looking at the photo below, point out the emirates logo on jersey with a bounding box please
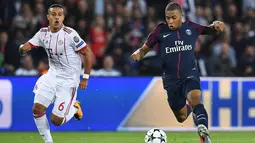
[58,40,63,45]
[165,40,192,53]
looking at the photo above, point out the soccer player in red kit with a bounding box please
[19,4,94,143]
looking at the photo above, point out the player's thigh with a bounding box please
[52,87,78,118]
[165,88,187,122]
[33,74,56,110]
[163,78,187,117]
[165,87,186,112]
[184,78,201,107]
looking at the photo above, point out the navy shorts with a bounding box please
[162,76,201,111]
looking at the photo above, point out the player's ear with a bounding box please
[47,14,50,21]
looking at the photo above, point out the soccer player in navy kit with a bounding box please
[131,2,225,143]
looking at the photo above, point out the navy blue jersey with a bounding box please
[145,21,208,80]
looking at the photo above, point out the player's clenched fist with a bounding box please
[131,49,141,61]
[79,78,88,90]
[213,21,225,32]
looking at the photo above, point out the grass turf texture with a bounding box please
[0,131,254,143]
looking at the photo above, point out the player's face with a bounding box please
[165,10,182,30]
[47,8,65,30]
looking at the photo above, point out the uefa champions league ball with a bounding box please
[144,128,167,143]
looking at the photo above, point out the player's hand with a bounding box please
[214,21,225,32]
[130,50,141,61]
[79,78,88,90]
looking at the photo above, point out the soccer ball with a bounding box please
[144,128,167,143]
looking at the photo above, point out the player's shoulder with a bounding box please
[63,26,77,34]
[183,20,203,28]
[63,26,84,44]
[150,22,167,34]
[182,21,202,31]
[156,22,167,29]
[39,27,49,33]
[182,20,194,26]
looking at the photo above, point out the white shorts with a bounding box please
[33,74,78,118]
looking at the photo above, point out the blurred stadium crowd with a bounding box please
[0,0,254,76]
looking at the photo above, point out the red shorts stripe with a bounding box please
[64,87,76,116]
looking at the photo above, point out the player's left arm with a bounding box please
[201,21,225,35]
[78,46,93,79]
[71,30,94,90]
[190,20,225,35]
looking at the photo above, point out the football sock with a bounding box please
[193,104,208,128]
[61,106,78,125]
[33,112,53,143]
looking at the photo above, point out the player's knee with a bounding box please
[32,103,46,115]
[176,115,186,123]
[50,114,64,126]
[187,89,201,109]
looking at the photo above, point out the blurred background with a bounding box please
[0,0,255,143]
[0,0,254,77]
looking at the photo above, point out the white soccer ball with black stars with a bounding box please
[144,128,167,143]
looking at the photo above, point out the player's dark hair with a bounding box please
[165,2,182,13]
[48,4,64,14]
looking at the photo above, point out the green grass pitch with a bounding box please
[0,131,254,143]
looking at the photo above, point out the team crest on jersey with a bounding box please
[58,40,63,45]
[73,36,80,43]
[186,29,192,35]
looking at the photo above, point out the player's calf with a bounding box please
[50,114,65,126]
[175,114,186,123]
[187,89,209,128]
[172,104,192,123]
[33,103,53,143]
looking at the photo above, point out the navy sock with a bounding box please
[193,104,208,128]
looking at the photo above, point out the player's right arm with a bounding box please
[130,23,163,61]
[19,43,32,56]
[130,44,150,61]
[19,29,43,56]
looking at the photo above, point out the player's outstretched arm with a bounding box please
[130,23,162,61]
[19,43,32,56]
[78,46,94,90]
[130,44,150,61]
[202,21,225,35]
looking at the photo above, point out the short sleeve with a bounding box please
[145,23,163,48]
[187,21,206,35]
[28,30,43,48]
[70,30,87,52]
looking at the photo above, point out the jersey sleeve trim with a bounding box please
[27,42,38,48]
[76,45,88,53]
